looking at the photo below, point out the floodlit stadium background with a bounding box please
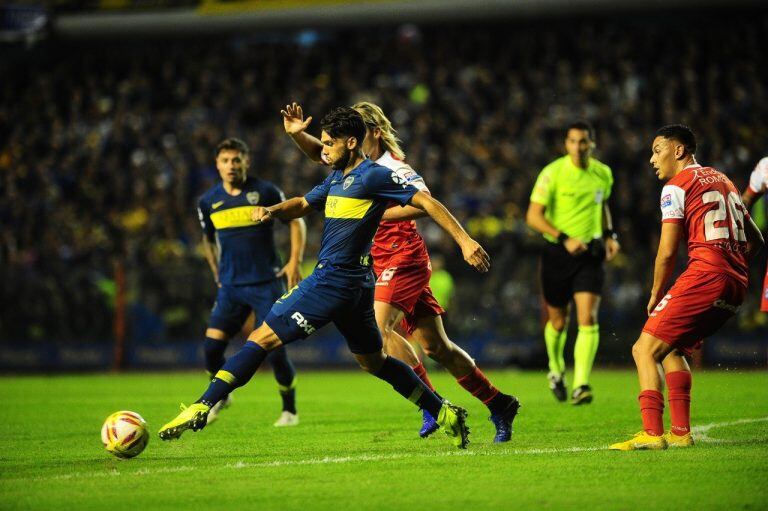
[1,0,766,371]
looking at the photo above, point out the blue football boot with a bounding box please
[489,395,520,443]
[419,408,439,438]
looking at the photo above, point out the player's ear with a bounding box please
[373,127,382,140]
[674,143,685,160]
[346,136,358,150]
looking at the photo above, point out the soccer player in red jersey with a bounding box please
[610,125,764,451]
[282,102,520,442]
[741,156,768,312]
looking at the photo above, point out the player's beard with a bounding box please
[331,147,352,170]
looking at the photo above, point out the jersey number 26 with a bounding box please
[703,191,746,242]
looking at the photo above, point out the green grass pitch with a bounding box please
[1,369,766,510]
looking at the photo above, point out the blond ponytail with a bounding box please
[352,101,406,160]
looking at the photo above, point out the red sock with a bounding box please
[411,362,435,392]
[456,367,500,404]
[666,371,692,436]
[638,390,664,436]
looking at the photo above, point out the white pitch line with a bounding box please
[690,416,768,444]
[17,416,768,483]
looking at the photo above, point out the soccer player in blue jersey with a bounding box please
[159,107,490,449]
[197,138,306,427]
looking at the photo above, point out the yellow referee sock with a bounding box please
[573,324,599,388]
[544,321,567,376]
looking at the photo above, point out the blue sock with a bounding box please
[374,356,443,417]
[269,346,297,414]
[203,337,228,377]
[198,342,268,406]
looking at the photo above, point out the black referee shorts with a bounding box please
[539,240,605,308]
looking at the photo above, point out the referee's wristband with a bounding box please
[557,232,569,244]
[604,229,619,241]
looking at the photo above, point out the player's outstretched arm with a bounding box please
[251,197,313,224]
[281,102,324,163]
[745,215,765,260]
[647,222,682,315]
[409,191,490,273]
[382,204,428,221]
[741,188,762,211]
[277,218,307,289]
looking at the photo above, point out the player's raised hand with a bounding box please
[460,237,490,273]
[277,259,303,289]
[251,206,273,224]
[564,237,588,256]
[281,102,312,135]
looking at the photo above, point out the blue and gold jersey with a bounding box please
[198,177,286,286]
[304,159,419,286]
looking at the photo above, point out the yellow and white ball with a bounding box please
[101,411,149,459]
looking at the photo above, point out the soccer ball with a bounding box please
[101,411,149,459]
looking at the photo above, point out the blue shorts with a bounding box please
[265,272,382,355]
[209,279,285,337]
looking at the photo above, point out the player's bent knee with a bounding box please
[205,328,228,341]
[422,339,449,360]
[577,317,597,327]
[354,352,386,373]
[546,309,568,331]
[549,318,566,331]
[633,333,671,363]
[247,324,284,352]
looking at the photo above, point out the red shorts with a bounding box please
[374,260,445,335]
[761,265,768,312]
[643,269,746,356]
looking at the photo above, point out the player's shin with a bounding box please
[271,346,298,413]
[573,325,599,387]
[544,322,567,375]
[412,361,436,392]
[198,342,269,407]
[456,366,500,408]
[666,371,692,436]
[373,355,443,417]
[639,390,665,436]
[203,336,228,377]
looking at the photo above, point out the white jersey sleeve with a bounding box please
[376,151,429,193]
[660,184,686,223]
[748,157,768,194]
[391,164,429,193]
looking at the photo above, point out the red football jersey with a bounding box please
[371,151,430,269]
[660,164,750,286]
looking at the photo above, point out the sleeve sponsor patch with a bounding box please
[392,165,427,191]
[660,185,685,221]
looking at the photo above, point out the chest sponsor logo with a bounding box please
[210,206,258,229]
[324,196,372,219]
[343,176,355,190]
[212,201,225,209]
[246,192,260,205]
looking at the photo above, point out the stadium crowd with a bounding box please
[1,13,766,353]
